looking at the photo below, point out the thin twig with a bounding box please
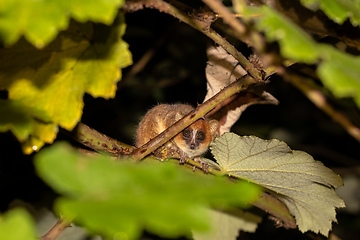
[66,0,296,231]
[68,122,297,229]
[68,75,259,162]
[254,192,296,229]
[40,218,72,240]
[202,0,268,63]
[67,123,136,156]
[285,72,360,143]
[123,0,264,82]
[131,75,258,161]
[202,0,246,36]
[205,0,360,143]
[122,35,167,83]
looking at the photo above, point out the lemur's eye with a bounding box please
[182,129,191,139]
[197,131,205,140]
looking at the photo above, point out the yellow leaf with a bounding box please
[0,14,132,153]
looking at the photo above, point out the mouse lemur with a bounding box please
[135,103,218,162]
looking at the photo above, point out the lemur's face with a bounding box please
[173,119,217,159]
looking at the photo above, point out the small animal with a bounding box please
[135,103,218,162]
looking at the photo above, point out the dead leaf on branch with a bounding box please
[204,45,278,135]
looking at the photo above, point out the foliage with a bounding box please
[35,142,260,239]
[301,0,360,26]
[317,45,360,107]
[192,209,262,240]
[246,5,360,109]
[0,99,38,142]
[0,208,38,240]
[210,133,345,236]
[0,13,132,154]
[248,6,319,63]
[0,0,125,47]
[0,0,358,239]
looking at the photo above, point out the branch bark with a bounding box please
[284,72,360,142]
[131,74,259,160]
[68,122,135,157]
[40,218,72,240]
[68,121,297,230]
[123,0,264,82]
[253,0,360,50]
[254,192,296,229]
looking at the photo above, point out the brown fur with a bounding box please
[136,103,218,160]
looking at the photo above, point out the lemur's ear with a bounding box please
[208,119,218,137]
[175,112,183,122]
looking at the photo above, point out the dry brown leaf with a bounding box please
[204,45,278,134]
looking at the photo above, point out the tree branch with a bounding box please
[123,0,264,81]
[206,0,360,143]
[131,74,259,160]
[201,0,246,39]
[67,122,136,157]
[284,72,360,142]
[254,192,296,229]
[68,0,298,233]
[68,121,297,230]
[40,218,72,240]
[253,0,360,50]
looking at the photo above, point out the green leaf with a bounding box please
[0,14,132,153]
[247,6,318,63]
[0,99,35,141]
[317,45,360,108]
[35,142,261,240]
[0,208,37,240]
[210,133,345,236]
[244,5,360,109]
[301,0,360,26]
[0,0,125,48]
[0,99,58,153]
[192,209,262,240]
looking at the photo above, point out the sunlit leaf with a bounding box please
[301,0,360,26]
[0,14,132,153]
[0,208,37,240]
[244,5,360,110]
[35,142,261,240]
[0,99,35,141]
[318,45,360,108]
[210,133,345,236]
[0,0,125,47]
[247,6,318,63]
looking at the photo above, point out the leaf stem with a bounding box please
[40,218,72,240]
